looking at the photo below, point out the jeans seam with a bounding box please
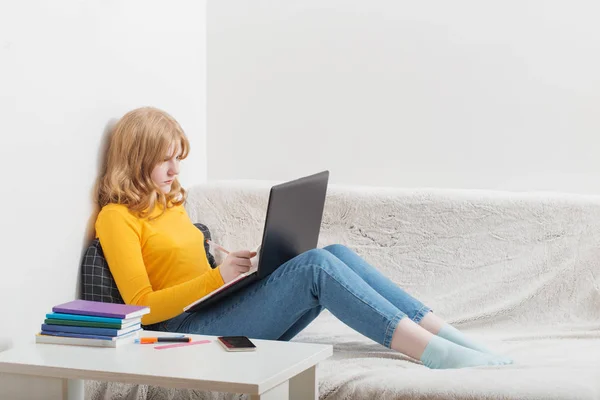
[412,305,431,324]
[384,311,405,348]
[317,264,394,319]
[314,263,407,346]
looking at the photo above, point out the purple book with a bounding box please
[52,300,150,319]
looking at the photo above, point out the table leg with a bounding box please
[289,366,317,400]
[250,380,289,400]
[67,378,84,400]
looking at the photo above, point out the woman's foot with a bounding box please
[391,316,513,369]
[420,335,513,369]
[419,312,512,363]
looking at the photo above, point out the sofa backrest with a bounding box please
[185,181,600,331]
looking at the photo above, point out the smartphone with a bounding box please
[217,336,257,352]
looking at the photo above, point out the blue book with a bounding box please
[46,313,140,325]
[39,330,136,341]
[41,323,141,337]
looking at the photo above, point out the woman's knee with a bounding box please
[301,248,337,264]
[323,243,351,257]
[299,248,349,275]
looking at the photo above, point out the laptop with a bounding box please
[184,170,330,313]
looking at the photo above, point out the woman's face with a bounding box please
[151,143,181,194]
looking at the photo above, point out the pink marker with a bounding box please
[154,340,212,350]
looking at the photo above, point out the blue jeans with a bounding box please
[154,244,431,348]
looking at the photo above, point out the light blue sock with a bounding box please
[420,335,513,369]
[437,324,495,354]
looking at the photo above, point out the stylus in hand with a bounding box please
[206,239,230,254]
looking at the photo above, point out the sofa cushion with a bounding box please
[81,222,216,304]
[196,222,217,269]
[81,239,124,304]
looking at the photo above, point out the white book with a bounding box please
[35,330,140,348]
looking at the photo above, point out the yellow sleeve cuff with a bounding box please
[209,265,225,288]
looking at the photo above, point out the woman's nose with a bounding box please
[169,162,179,176]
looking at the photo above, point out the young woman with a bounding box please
[96,107,512,369]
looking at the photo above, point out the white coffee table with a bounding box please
[0,331,333,400]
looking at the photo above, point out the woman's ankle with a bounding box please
[418,311,445,335]
[390,317,434,360]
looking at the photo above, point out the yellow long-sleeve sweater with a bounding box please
[95,203,224,325]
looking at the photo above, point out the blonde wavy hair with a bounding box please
[98,107,189,218]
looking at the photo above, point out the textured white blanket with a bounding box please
[88,181,600,400]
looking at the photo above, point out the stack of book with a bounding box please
[36,299,150,347]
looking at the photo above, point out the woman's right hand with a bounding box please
[218,250,257,283]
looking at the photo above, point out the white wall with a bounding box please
[207,1,600,194]
[0,0,206,346]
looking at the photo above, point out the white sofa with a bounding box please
[58,181,600,399]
